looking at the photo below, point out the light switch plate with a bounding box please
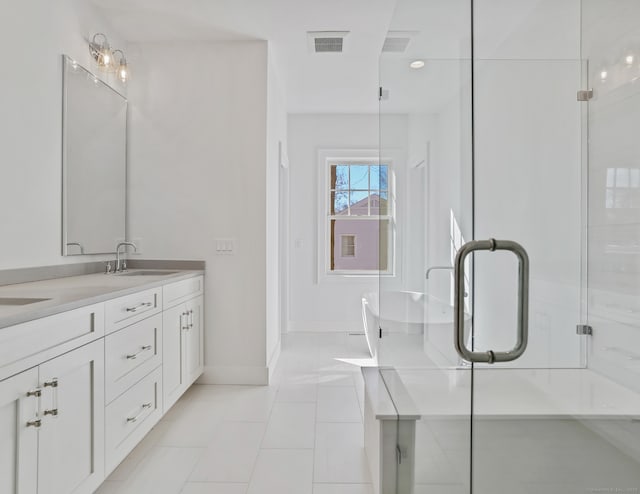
[215,238,235,255]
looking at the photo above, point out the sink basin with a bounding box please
[0,297,51,306]
[117,270,179,277]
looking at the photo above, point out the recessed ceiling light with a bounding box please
[409,60,425,69]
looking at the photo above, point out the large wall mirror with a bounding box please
[62,54,127,255]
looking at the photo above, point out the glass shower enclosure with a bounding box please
[376,1,640,493]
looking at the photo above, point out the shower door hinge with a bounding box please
[379,87,389,101]
[576,324,593,335]
[379,327,382,338]
[577,89,593,101]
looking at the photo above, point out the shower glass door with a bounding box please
[378,0,640,493]
[378,0,474,492]
[471,0,640,491]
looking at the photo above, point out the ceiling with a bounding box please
[91,0,398,114]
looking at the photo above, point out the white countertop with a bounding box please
[392,367,640,419]
[0,269,203,329]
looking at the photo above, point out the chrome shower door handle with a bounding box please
[454,238,530,364]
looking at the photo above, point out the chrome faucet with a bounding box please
[115,242,137,273]
[426,266,453,279]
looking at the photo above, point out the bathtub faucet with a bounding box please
[426,266,453,279]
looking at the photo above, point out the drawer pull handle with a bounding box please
[126,345,153,360]
[126,302,153,313]
[26,419,42,428]
[127,403,152,423]
[43,378,59,419]
[181,312,189,331]
[26,389,42,398]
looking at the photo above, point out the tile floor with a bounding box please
[96,332,375,494]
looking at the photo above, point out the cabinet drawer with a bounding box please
[163,275,204,309]
[105,313,162,404]
[0,304,104,381]
[105,287,162,334]
[105,366,162,475]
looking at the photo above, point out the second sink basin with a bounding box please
[117,270,179,277]
[0,297,51,306]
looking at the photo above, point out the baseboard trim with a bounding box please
[267,340,282,383]
[198,365,268,385]
[287,320,362,332]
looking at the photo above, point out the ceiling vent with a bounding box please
[307,31,350,53]
[382,37,410,53]
[382,31,418,53]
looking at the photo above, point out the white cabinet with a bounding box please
[37,340,105,494]
[105,313,162,404]
[0,367,39,494]
[105,366,162,475]
[163,295,204,412]
[0,272,204,494]
[184,296,204,387]
[104,287,162,335]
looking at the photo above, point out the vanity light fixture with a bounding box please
[89,33,113,68]
[113,49,130,83]
[409,60,425,69]
[89,33,130,83]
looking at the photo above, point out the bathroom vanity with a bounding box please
[0,269,204,494]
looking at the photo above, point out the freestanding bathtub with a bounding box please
[362,290,466,366]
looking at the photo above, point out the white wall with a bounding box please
[287,114,407,331]
[127,40,276,384]
[266,46,287,375]
[0,0,127,270]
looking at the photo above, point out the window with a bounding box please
[322,158,394,275]
[341,235,356,257]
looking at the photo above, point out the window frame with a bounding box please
[317,149,396,280]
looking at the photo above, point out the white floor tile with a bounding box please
[189,422,266,482]
[117,447,203,494]
[262,402,316,448]
[313,484,373,494]
[221,386,277,422]
[317,386,362,422]
[314,423,370,484]
[107,420,173,481]
[157,404,225,447]
[94,481,123,493]
[180,482,248,494]
[247,449,313,494]
[276,384,318,402]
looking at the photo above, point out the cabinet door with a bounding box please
[162,303,188,412]
[184,295,204,386]
[37,340,105,494]
[0,367,39,494]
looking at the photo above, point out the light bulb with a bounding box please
[600,70,608,82]
[626,54,634,66]
[118,62,129,83]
